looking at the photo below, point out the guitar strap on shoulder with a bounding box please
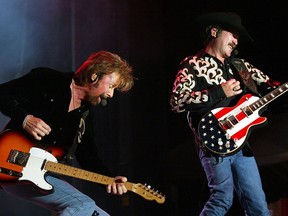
[231,58,261,96]
[63,110,90,163]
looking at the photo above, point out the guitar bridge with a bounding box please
[0,167,22,177]
[7,149,30,166]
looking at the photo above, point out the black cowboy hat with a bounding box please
[194,12,253,42]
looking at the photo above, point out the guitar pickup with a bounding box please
[7,149,30,166]
[219,115,239,130]
[241,106,253,117]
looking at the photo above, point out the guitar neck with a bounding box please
[44,161,134,191]
[249,82,288,111]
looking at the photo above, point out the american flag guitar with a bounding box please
[198,82,288,156]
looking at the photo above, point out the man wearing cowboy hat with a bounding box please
[170,11,281,215]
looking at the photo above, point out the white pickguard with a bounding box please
[19,147,58,190]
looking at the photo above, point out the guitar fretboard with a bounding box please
[249,82,288,112]
[44,160,166,204]
[44,161,133,191]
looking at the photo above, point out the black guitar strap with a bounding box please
[231,58,261,96]
[63,110,90,163]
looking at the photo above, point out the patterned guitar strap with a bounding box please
[231,58,261,96]
[62,110,90,163]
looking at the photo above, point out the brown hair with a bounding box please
[74,51,134,92]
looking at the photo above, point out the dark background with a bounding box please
[0,0,287,215]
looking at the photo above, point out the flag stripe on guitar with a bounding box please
[198,82,288,156]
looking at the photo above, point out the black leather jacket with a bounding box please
[0,67,111,175]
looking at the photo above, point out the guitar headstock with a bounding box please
[131,183,165,204]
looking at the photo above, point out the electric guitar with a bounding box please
[0,130,165,204]
[198,82,288,156]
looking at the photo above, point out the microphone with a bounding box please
[101,98,107,106]
[232,49,238,57]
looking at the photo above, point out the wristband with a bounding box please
[22,115,33,129]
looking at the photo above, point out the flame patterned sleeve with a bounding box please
[243,59,282,90]
[170,52,278,114]
[170,55,228,113]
